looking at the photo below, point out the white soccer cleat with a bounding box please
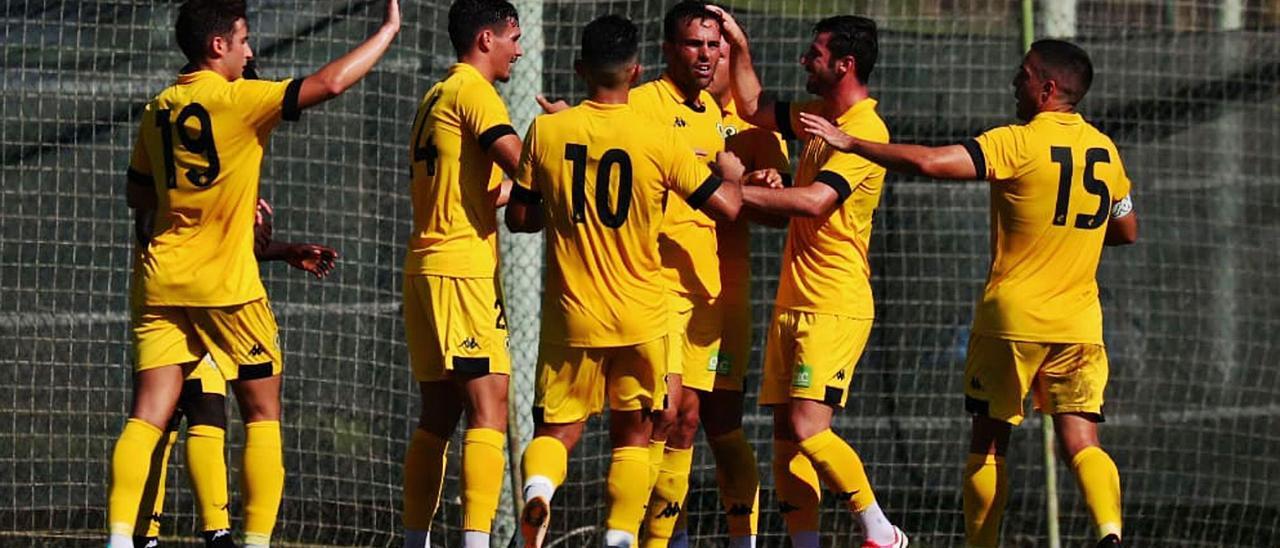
[860,525,908,548]
[521,496,551,548]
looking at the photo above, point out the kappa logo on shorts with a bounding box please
[792,363,813,388]
[655,501,681,519]
[970,376,983,391]
[248,344,266,357]
[460,337,481,351]
[835,369,846,381]
[674,116,687,128]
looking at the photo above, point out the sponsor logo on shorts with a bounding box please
[460,337,480,351]
[248,344,266,357]
[793,363,812,388]
[970,376,983,391]
[655,501,681,519]
[714,351,731,376]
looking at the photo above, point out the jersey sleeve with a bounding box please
[229,77,303,131]
[965,125,1028,182]
[457,80,518,150]
[813,149,879,205]
[511,119,541,205]
[663,131,720,210]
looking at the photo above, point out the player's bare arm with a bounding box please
[1105,199,1138,246]
[697,151,745,222]
[488,138,522,207]
[253,199,339,279]
[739,169,789,228]
[742,182,840,219]
[295,0,401,110]
[706,5,778,131]
[504,193,543,233]
[800,112,979,180]
[126,178,157,246]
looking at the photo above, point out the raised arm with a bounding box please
[707,6,779,132]
[295,0,401,110]
[799,112,977,180]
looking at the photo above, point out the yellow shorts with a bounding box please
[534,336,668,424]
[963,334,1109,425]
[403,275,511,382]
[714,283,752,392]
[760,309,871,407]
[184,354,227,397]
[667,292,723,392]
[132,298,282,381]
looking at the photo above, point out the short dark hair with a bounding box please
[175,0,247,64]
[663,1,721,43]
[448,0,520,57]
[1030,39,1094,104]
[813,15,878,84]
[582,15,639,70]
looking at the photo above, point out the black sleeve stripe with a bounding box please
[775,101,796,141]
[779,172,793,188]
[126,167,153,186]
[962,138,986,181]
[814,170,853,204]
[282,77,304,122]
[478,124,518,150]
[685,174,724,210]
[510,183,542,205]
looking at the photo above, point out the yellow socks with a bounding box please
[108,418,164,537]
[1071,446,1122,540]
[521,435,569,494]
[142,429,179,538]
[462,428,507,533]
[242,420,284,547]
[708,429,759,538]
[187,425,231,532]
[403,428,449,532]
[606,446,653,538]
[797,429,877,512]
[962,453,1008,548]
[643,446,693,547]
[647,439,667,488]
[772,439,821,535]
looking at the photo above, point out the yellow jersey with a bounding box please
[629,75,725,298]
[718,98,789,291]
[964,111,1133,344]
[774,98,889,318]
[514,101,722,347]
[127,69,301,307]
[405,63,516,278]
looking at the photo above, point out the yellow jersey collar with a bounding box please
[449,62,487,81]
[581,100,630,112]
[175,68,224,86]
[835,97,878,125]
[1031,111,1084,125]
[659,73,708,113]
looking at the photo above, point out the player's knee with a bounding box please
[969,415,1012,455]
[465,399,508,432]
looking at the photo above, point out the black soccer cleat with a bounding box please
[133,536,160,548]
[202,528,237,548]
[1096,533,1121,547]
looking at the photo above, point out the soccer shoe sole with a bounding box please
[861,526,908,548]
[521,496,550,548]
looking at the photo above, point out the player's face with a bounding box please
[706,40,732,98]
[664,17,722,93]
[1013,53,1042,122]
[800,32,838,95]
[490,20,523,83]
[223,18,253,80]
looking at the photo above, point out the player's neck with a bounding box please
[459,54,499,83]
[664,70,704,107]
[196,60,235,81]
[823,81,869,118]
[1039,102,1076,115]
[587,85,630,105]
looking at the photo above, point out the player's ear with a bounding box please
[836,55,855,79]
[573,60,586,81]
[477,28,494,53]
[208,34,227,60]
[629,63,643,85]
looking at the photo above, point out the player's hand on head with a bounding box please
[745,168,783,189]
[798,112,856,152]
[287,244,339,279]
[705,6,746,48]
[535,95,569,114]
[714,150,746,182]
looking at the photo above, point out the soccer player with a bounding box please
[113,0,400,546]
[712,6,909,547]
[399,1,524,547]
[131,200,337,548]
[799,39,1137,548]
[506,14,744,548]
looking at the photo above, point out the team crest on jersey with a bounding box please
[718,122,739,138]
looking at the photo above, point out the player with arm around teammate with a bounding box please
[800,39,1137,548]
[113,1,399,546]
[506,14,745,548]
[712,6,908,547]
[399,1,526,547]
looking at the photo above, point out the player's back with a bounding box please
[967,111,1133,343]
[520,101,714,347]
[132,69,300,307]
[405,63,511,278]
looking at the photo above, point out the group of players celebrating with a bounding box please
[107,0,1139,547]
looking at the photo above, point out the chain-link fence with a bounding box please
[2,1,1278,546]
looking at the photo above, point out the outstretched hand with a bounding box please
[798,112,856,152]
[286,244,339,279]
[535,95,570,114]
